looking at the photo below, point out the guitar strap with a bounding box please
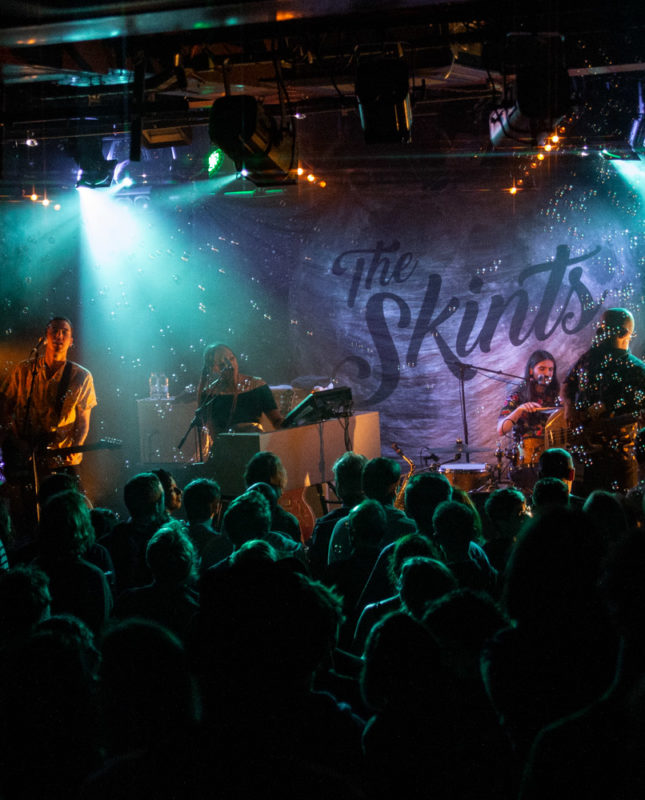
[54,361,73,423]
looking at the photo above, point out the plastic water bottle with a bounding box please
[149,372,159,398]
[159,373,170,399]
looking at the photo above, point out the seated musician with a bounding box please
[196,343,283,440]
[496,350,561,456]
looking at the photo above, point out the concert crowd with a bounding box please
[0,443,644,799]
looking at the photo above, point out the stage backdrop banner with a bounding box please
[280,156,644,463]
[0,152,643,499]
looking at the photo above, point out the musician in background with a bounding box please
[497,349,561,444]
[196,343,282,440]
[563,308,645,493]
[0,316,96,477]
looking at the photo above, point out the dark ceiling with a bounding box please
[1,0,644,186]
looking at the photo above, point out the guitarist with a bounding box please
[563,308,645,494]
[0,316,97,500]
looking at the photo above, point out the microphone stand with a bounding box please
[176,369,233,458]
[445,360,524,464]
[22,339,44,443]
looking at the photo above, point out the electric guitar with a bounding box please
[545,406,641,458]
[0,436,123,531]
[1,435,122,483]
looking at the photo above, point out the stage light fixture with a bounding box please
[489,33,570,150]
[207,148,225,175]
[355,43,412,144]
[208,95,297,186]
[69,137,117,189]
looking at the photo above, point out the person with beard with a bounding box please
[497,349,560,441]
[0,316,96,477]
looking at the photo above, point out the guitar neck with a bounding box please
[44,438,122,457]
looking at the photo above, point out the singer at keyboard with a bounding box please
[196,343,283,440]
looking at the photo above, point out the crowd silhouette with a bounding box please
[0,445,643,798]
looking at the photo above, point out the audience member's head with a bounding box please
[333,451,367,506]
[432,500,477,561]
[246,481,278,511]
[123,472,166,523]
[90,507,119,539]
[38,489,95,561]
[403,471,452,534]
[503,506,604,630]
[229,539,278,566]
[532,477,570,511]
[38,471,83,507]
[423,588,507,681]
[483,486,527,542]
[583,489,629,549]
[361,611,443,711]
[387,532,441,586]
[398,556,458,619]
[152,468,182,515]
[146,525,197,586]
[222,491,272,549]
[182,478,222,524]
[244,451,287,495]
[0,565,51,645]
[36,613,100,678]
[99,618,199,757]
[362,457,401,505]
[197,563,344,699]
[537,447,576,489]
[347,499,387,553]
[451,487,484,541]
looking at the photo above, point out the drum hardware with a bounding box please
[445,360,524,469]
[429,446,491,456]
[487,443,505,488]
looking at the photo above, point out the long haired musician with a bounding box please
[496,349,560,445]
[196,343,283,443]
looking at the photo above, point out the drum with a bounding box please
[520,435,543,466]
[440,462,489,492]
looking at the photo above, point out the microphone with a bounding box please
[30,336,45,358]
[536,374,552,386]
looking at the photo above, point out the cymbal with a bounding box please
[429,446,491,455]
